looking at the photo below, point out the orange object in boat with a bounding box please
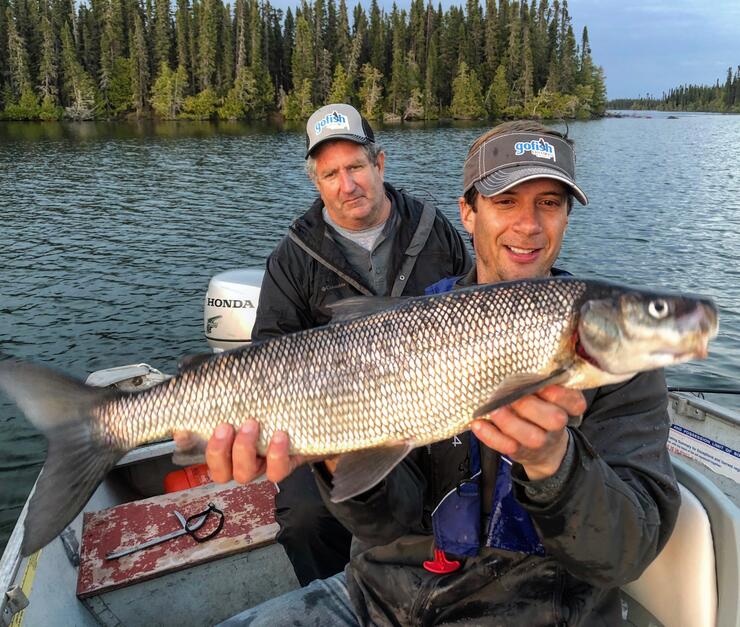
[164,464,212,493]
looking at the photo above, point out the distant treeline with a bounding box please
[0,0,606,122]
[608,66,740,114]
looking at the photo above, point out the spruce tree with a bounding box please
[387,7,407,115]
[282,7,294,90]
[60,22,97,118]
[5,5,34,99]
[485,62,508,118]
[423,29,439,119]
[521,24,534,110]
[327,61,351,103]
[153,0,172,71]
[315,46,331,104]
[590,64,606,115]
[450,60,485,118]
[129,8,149,115]
[291,14,313,92]
[219,2,234,91]
[408,0,425,79]
[367,0,384,73]
[197,0,218,89]
[358,62,383,119]
[219,64,257,118]
[334,0,350,68]
[175,0,192,88]
[151,60,187,116]
[505,1,521,86]
[38,12,61,114]
[483,0,497,82]
[465,0,482,74]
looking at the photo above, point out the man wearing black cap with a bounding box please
[203,103,472,588]
[214,121,679,626]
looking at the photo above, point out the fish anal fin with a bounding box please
[474,367,570,419]
[330,443,413,503]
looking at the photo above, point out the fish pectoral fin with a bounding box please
[327,296,401,323]
[329,443,414,503]
[473,367,570,419]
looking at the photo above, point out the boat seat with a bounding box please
[622,457,740,627]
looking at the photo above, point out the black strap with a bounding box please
[185,502,225,543]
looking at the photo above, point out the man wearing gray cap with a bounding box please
[214,120,679,626]
[203,103,472,588]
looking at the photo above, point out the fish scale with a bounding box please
[0,275,718,556]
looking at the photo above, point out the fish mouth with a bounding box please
[650,347,707,362]
[677,302,719,338]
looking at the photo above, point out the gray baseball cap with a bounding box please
[305,104,375,158]
[463,131,588,205]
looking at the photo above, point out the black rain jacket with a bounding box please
[252,183,472,340]
[314,368,681,626]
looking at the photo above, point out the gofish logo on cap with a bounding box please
[315,111,350,135]
[514,137,556,162]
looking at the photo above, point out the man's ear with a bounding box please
[459,196,475,235]
[375,151,385,177]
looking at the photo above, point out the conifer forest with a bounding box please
[0,0,608,121]
[608,67,740,114]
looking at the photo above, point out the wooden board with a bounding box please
[77,478,278,598]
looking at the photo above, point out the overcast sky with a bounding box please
[565,0,739,98]
[270,0,739,98]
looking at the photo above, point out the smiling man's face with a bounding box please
[459,178,570,284]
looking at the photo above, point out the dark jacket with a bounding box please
[313,296,681,625]
[252,183,472,340]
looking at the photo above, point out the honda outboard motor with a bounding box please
[204,268,264,351]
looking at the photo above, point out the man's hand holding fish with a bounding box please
[471,384,587,480]
[205,421,309,485]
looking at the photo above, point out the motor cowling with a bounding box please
[204,268,264,351]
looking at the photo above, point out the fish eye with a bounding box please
[648,299,670,319]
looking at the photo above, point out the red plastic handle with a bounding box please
[423,548,461,574]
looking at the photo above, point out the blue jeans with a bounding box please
[217,572,360,626]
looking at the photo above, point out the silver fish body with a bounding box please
[0,277,718,555]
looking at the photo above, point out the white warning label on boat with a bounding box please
[668,424,740,484]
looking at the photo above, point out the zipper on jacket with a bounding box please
[408,568,446,625]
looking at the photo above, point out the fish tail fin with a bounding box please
[0,358,126,556]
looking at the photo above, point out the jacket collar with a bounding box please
[456,266,571,288]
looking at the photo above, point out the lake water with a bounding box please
[1,112,739,553]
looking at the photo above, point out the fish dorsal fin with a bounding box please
[328,296,400,323]
[473,368,570,419]
[177,352,214,372]
[330,443,413,503]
